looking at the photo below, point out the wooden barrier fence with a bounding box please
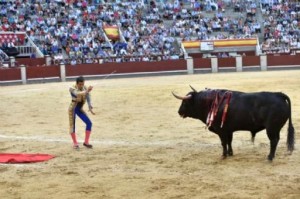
[1,54,300,84]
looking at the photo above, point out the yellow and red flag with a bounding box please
[103,25,119,40]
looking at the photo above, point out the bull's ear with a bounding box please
[189,85,197,92]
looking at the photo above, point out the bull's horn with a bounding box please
[172,91,192,100]
[189,85,197,92]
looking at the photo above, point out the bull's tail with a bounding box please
[282,93,295,153]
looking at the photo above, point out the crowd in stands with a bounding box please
[117,1,180,60]
[165,1,260,41]
[261,0,300,54]
[0,0,300,64]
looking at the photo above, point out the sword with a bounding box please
[92,70,117,86]
[102,70,117,80]
[88,70,116,115]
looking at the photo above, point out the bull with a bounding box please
[173,86,295,161]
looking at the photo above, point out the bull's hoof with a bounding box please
[267,155,274,162]
[228,151,233,156]
[221,155,227,160]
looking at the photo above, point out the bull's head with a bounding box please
[172,85,198,118]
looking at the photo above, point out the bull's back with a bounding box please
[224,92,289,132]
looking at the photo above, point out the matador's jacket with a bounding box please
[68,85,92,133]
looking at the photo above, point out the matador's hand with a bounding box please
[89,106,95,115]
[87,86,93,92]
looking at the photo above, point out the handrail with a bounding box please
[25,33,44,58]
[0,48,9,60]
[117,23,127,43]
[180,40,188,59]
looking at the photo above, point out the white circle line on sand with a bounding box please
[0,134,216,147]
[0,88,46,94]
[0,163,42,168]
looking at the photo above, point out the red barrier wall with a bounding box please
[2,56,300,83]
[267,54,300,66]
[189,54,204,58]
[218,57,236,68]
[26,66,60,79]
[242,56,260,66]
[66,60,187,76]
[0,68,21,81]
[17,58,45,67]
[193,58,211,69]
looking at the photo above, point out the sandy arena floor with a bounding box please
[0,70,300,199]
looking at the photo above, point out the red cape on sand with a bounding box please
[0,153,55,163]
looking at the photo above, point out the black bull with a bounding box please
[173,87,295,161]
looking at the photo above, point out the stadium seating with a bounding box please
[0,0,299,65]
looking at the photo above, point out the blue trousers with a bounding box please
[69,103,92,133]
